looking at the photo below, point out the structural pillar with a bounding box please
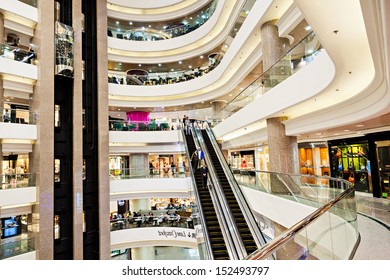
[72,0,83,260]
[30,0,55,260]
[261,20,291,87]
[130,153,149,177]
[130,199,151,213]
[266,117,299,192]
[0,12,4,44]
[210,100,227,124]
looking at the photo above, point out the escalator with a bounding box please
[185,133,230,260]
[201,130,258,255]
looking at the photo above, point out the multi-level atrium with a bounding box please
[0,0,389,262]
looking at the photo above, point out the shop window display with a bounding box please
[330,144,370,193]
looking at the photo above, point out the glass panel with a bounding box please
[1,173,36,190]
[0,43,36,64]
[0,237,35,260]
[1,107,37,124]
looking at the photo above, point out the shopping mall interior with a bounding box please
[0,0,389,260]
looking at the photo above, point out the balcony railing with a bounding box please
[0,43,36,65]
[213,31,322,124]
[232,171,359,260]
[109,120,174,131]
[0,237,35,260]
[108,0,217,41]
[109,167,190,180]
[1,173,36,190]
[1,108,37,125]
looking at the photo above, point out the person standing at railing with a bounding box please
[149,160,154,176]
[4,109,10,122]
[171,162,176,176]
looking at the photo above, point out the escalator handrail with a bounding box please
[192,126,246,260]
[203,122,269,253]
[180,128,214,260]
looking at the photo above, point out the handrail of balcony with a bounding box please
[0,237,35,260]
[0,173,36,190]
[0,43,36,65]
[109,119,174,131]
[1,108,37,125]
[109,168,190,180]
[108,0,218,41]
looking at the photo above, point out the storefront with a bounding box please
[298,142,329,176]
[328,131,390,198]
[2,153,29,183]
[257,146,270,171]
[229,150,256,170]
[149,154,188,175]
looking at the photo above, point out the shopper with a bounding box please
[171,162,175,175]
[201,163,209,188]
[4,109,9,122]
[149,160,154,176]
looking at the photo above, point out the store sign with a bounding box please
[55,21,74,78]
[158,229,196,239]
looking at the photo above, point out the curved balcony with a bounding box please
[107,0,245,63]
[0,173,37,207]
[108,54,222,87]
[108,0,217,41]
[0,108,37,140]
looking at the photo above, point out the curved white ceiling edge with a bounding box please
[215,0,385,142]
[0,1,38,24]
[108,0,272,100]
[108,0,185,9]
[284,0,390,136]
[111,228,197,251]
[107,0,210,22]
[107,0,239,58]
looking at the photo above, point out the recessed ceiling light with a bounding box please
[316,133,322,136]
[188,65,192,69]
[129,22,133,25]
[201,101,204,103]
[189,17,193,20]
[119,63,122,65]
[334,133,340,136]
[240,87,244,90]
[118,108,121,111]
[138,64,142,67]
[116,21,119,25]
[344,129,350,132]
[133,107,136,109]
[356,124,364,127]
[158,63,162,66]
[305,26,312,31]
[200,55,204,59]
[178,61,182,64]
[171,69,175,71]
[229,94,232,96]
[148,25,151,28]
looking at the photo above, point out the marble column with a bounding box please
[30,0,55,260]
[0,78,3,171]
[130,199,151,212]
[211,100,227,124]
[72,0,83,260]
[96,0,110,260]
[261,21,291,88]
[130,153,149,177]
[266,117,299,193]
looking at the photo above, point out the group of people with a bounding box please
[182,115,209,135]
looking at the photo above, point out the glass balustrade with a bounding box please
[109,120,176,131]
[1,108,37,125]
[0,43,36,65]
[0,237,35,260]
[108,0,218,41]
[18,0,37,7]
[235,171,358,260]
[213,31,322,124]
[109,167,190,180]
[110,214,192,231]
[1,173,36,190]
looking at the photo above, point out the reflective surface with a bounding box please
[1,173,36,190]
[0,237,35,260]
[0,43,36,64]
[109,120,173,131]
[18,0,37,7]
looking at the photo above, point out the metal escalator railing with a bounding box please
[192,126,249,259]
[202,123,269,255]
[180,128,213,260]
[184,128,239,260]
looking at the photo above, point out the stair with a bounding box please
[185,134,230,260]
[201,130,258,255]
